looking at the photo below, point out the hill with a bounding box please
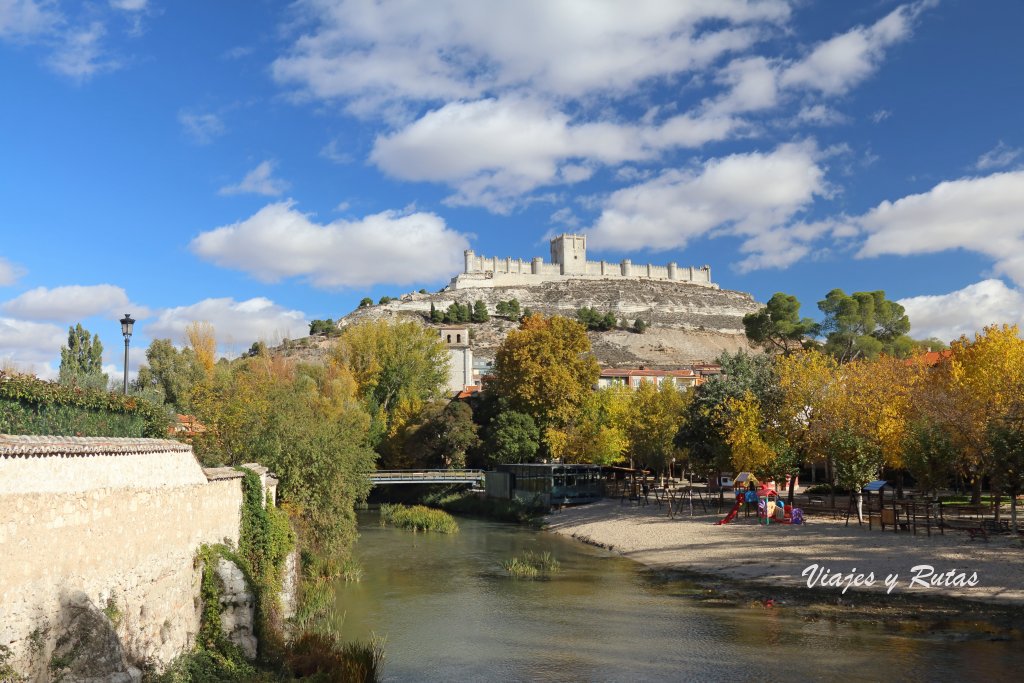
[331,278,760,368]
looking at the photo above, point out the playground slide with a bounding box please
[715,497,743,525]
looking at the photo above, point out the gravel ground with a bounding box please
[546,498,1024,605]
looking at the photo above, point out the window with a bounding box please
[457,334,462,343]
[447,335,452,343]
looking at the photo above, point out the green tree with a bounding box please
[632,319,648,334]
[828,427,884,522]
[743,292,818,355]
[59,323,108,390]
[902,420,957,500]
[430,302,443,323]
[472,299,490,323]
[332,319,450,442]
[506,299,521,318]
[308,319,335,336]
[485,411,540,466]
[817,289,911,362]
[133,339,204,411]
[359,297,373,308]
[489,314,600,433]
[988,417,1024,531]
[378,296,393,305]
[674,351,776,478]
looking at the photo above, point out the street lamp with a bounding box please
[120,313,135,394]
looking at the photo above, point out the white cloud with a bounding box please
[47,21,119,81]
[705,56,779,115]
[320,138,352,164]
[589,141,828,264]
[856,171,1024,286]
[371,97,738,212]
[219,160,290,197]
[871,108,892,123]
[898,279,1024,344]
[796,104,848,126]
[145,297,309,352]
[780,1,931,95]
[191,200,470,288]
[0,257,25,286]
[272,0,789,108]
[109,0,147,10]
[975,141,1023,171]
[0,0,56,39]
[0,317,65,370]
[179,111,225,144]
[1,284,147,321]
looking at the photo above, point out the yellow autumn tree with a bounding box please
[721,390,779,477]
[185,321,217,376]
[772,350,838,499]
[547,385,632,465]
[622,381,689,474]
[939,324,1024,501]
[489,314,600,432]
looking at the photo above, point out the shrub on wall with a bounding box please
[0,371,170,438]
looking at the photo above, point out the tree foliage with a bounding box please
[489,314,600,434]
[331,319,449,443]
[186,321,217,376]
[190,355,376,557]
[743,292,818,355]
[308,319,337,336]
[484,410,540,467]
[134,338,204,412]
[59,323,108,390]
[817,289,911,362]
[576,307,617,331]
[495,299,522,319]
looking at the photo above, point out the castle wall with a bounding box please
[0,438,250,678]
[459,234,712,291]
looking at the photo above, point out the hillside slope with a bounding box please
[335,279,761,368]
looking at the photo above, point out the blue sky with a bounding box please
[2,0,1023,381]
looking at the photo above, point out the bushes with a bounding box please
[0,371,169,438]
[424,490,546,525]
[379,503,459,533]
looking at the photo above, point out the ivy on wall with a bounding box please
[0,371,169,438]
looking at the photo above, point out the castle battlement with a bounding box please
[449,234,715,290]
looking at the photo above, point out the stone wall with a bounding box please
[457,233,714,290]
[0,436,258,679]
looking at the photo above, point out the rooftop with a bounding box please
[0,434,191,458]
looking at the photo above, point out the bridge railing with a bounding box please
[369,469,486,482]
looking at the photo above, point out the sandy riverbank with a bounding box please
[545,498,1024,606]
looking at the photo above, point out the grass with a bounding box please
[379,503,459,534]
[501,551,560,579]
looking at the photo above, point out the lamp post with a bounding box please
[120,313,134,394]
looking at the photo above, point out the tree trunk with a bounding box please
[827,456,836,509]
[1012,493,1019,532]
[856,488,865,523]
[896,470,904,500]
[787,470,797,506]
[994,492,1002,522]
[971,474,983,505]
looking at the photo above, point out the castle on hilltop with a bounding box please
[448,234,716,290]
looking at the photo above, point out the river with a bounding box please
[332,512,1019,682]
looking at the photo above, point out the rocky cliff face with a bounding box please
[332,278,761,368]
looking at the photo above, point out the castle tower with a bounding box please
[550,234,587,275]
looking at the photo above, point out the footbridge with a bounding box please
[369,469,486,486]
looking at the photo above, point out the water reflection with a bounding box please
[333,513,1018,682]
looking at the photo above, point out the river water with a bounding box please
[333,512,1019,682]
